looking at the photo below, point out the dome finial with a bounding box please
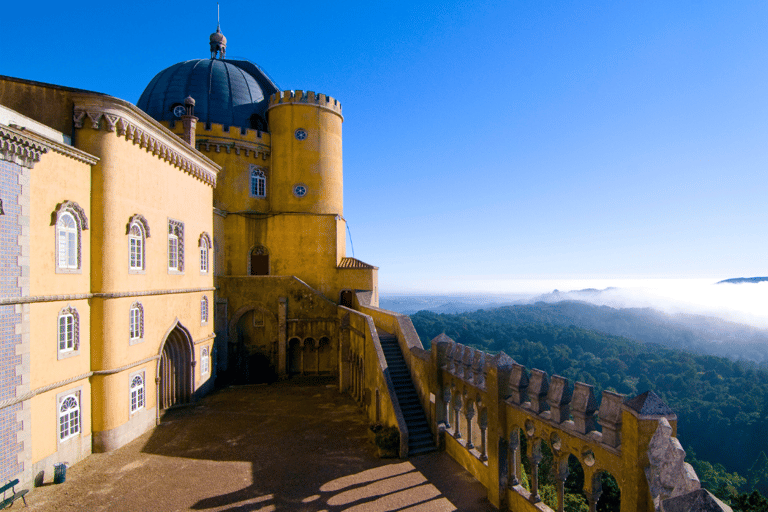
[209,3,227,59]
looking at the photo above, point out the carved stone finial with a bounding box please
[210,25,227,59]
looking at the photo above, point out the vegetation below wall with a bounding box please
[410,308,768,509]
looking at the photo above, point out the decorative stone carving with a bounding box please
[508,363,529,404]
[571,381,598,434]
[528,369,549,414]
[547,375,572,424]
[599,390,624,447]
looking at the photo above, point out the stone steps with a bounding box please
[377,330,436,456]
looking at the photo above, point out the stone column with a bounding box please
[465,402,475,449]
[529,439,543,503]
[586,473,602,512]
[453,397,463,438]
[278,298,287,378]
[508,430,520,487]
[442,388,452,429]
[479,411,488,461]
[555,457,570,512]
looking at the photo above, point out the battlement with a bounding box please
[268,90,343,117]
[163,120,270,144]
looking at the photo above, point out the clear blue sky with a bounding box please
[5,1,768,293]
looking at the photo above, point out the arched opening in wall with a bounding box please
[340,290,354,308]
[563,454,589,512]
[304,338,317,375]
[249,246,269,275]
[158,323,194,410]
[595,471,620,512]
[288,338,301,375]
[232,308,277,384]
[317,336,332,374]
[518,430,555,503]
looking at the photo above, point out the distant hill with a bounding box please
[717,276,768,284]
[379,294,529,315]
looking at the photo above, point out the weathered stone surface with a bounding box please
[626,390,676,416]
[647,418,705,511]
[660,489,733,512]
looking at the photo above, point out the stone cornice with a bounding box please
[71,94,221,187]
[0,286,215,306]
[0,123,98,168]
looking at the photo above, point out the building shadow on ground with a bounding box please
[140,378,492,511]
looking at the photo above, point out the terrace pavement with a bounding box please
[22,377,493,511]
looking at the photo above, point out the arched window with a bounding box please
[250,167,266,198]
[129,302,144,343]
[130,374,145,412]
[168,219,184,272]
[59,394,80,441]
[58,305,79,358]
[54,201,88,272]
[126,215,150,272]
[201,296,209,325]
[201,347,210,375]
[199,232,211,274]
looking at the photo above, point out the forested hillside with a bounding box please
[410,308,768,508]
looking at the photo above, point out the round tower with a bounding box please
[267,90,344,215]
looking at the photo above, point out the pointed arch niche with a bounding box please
[157,322,195,410]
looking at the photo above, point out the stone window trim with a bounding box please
[168,218,184,274]
[57,387,82,444]
[201,346,210,376]
[127,214,150,274]
[57,305,80,360]
[201,296,209,325]
[199,232,212,274]
[52,201,88,274]
[250,166,267,198]
[129,371,145,414]
[129,302,144,345]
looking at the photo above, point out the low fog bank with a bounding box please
[534,280,768,330]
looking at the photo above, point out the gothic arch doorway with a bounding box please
[158,322,194,410]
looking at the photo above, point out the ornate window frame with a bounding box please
[57,388,81,443]
[201,346,210,376]
[199,232,212,274]
[130,371,145,414]
[168,219,184,274]
[57,305,80,360]
[250,166,266,198]
[201,296,209,325]
[129,302,144,345]
[127,214,150,273]
[53,201,88,274]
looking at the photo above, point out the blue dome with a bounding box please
[137,59,279,131]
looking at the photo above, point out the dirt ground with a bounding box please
[21,378,493,511]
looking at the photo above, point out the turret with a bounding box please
[267,90,344,215]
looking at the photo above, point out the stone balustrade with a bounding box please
[427,335,731,512]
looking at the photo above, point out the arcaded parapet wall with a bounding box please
[419,335,729,512]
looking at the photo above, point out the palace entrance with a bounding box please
[158,323,194,409]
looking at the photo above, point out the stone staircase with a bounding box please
[377,329,436,455]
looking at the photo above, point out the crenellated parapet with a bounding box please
[428,335,728,512]
[268,90,343,119]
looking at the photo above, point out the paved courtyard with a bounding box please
[22,377,493,511]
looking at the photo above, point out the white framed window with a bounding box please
[53,201,88,273]
[129,302,144,344]
[168,219,184,273]
[58,212,78,269]
[59,393,80,442]
[201,296,209,325]
[129,223,144,270]
[57,305,79,359]
[201,347,210,375]
[130,373,145,413]
[250,167,266,197]
[199,233,211,274]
